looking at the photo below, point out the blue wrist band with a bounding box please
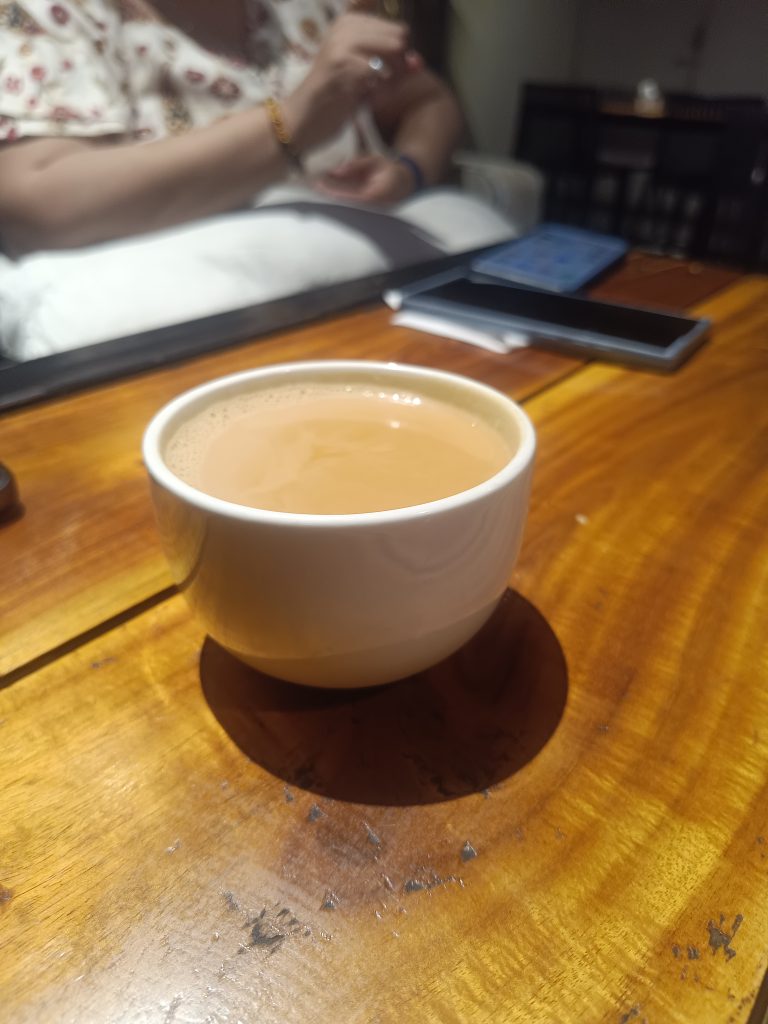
[394,152,426,193]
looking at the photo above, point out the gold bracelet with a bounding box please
[264,97,303,173]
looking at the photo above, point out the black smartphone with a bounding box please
[388,270,710,370]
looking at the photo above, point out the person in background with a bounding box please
[0,0,463,255]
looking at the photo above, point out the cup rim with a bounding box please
[142,360,536,528]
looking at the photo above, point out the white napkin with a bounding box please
[390,311,530,354]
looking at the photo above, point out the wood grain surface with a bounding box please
[1,270,764,1024]
[0,308,578,678]
[0,254,736,678]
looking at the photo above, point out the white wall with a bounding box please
[447,0,768,160]
[572,0,768,96]
[448,0,581,155]
[572,0,704,92]
[695,0,768,95]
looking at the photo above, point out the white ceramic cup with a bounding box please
[143,361,536,688]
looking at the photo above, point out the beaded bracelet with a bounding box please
[394,152,426,193]
[264,97,303,173]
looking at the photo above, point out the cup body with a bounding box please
[143,361,536,688]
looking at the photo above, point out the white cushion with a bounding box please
[0,187,516,361]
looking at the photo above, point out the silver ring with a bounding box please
[367,55,385,74]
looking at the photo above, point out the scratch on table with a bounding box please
[221,890,241,913]
[90,657,117,670]
[248,913,285,955]
[460,841,478,862]
[707,913,743,960]
[403,871,464,894]
[404,878,426,893]
[237,906,303,957]
[619,1006,640,1023]
[321,890,340,911]
[164,995,183,1023]
[364,822,382,847]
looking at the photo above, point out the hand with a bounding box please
[313,153,417,205]
[282,13,422,153]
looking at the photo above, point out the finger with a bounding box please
[313,178,365,200]
[365,26,409,60]
[323,157,374,180]
[340,14,410,58]
[349,177,392,203]
[405,49,424,73]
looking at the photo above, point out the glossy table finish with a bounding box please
[3,256,766,1024]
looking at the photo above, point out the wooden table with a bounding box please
[2,254,767,1024]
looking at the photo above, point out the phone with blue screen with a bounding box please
[471,224,630,293]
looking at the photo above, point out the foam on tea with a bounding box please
[164,379,514,514]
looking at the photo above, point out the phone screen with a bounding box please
[426,277,698,349]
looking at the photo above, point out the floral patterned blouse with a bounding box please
[0,0,381,171]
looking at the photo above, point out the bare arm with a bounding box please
[0,12,412,255]
[0,109,291,255]
[372,67,465,186]
[316,66,465,203]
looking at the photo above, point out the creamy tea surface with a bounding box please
[164,380,514,514]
